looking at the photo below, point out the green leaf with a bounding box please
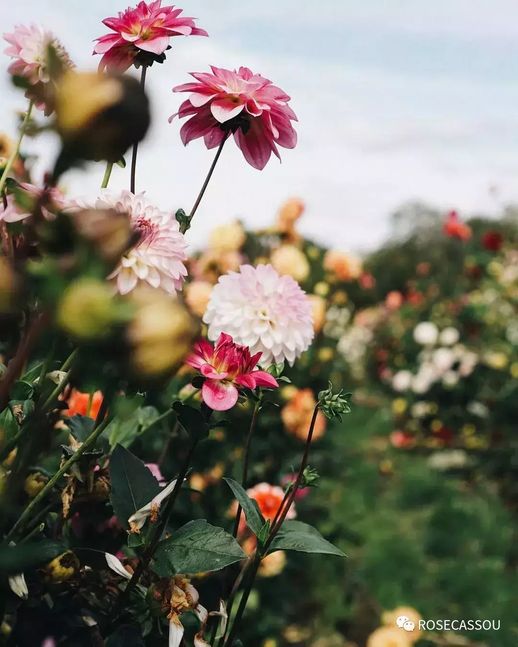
[224,477,265,537]
[267,520,346,557]
[0,541,65,575]
[66,414,95,442]
[107,406,160,448]
[153,519,245,576]
[109,445,161,529]
[173,402,209,438]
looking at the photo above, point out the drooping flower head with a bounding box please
[93,1,207,71]
[204,264,313,366]
[186,332,278,411]
[0,182,65,223]
[86,191,187,295]
[3,24,74,112]
[172,66,298,170]
[443,210,471,241]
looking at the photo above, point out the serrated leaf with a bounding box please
[224,478,265,537]
[109,445,161,529]
[267,520,345,557]
[153,519,245,576]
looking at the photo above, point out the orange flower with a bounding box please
[247,482,295,522]
[323,250,362,281]
[63,389,103,419]
[281,388,326,441]
[276,198,305,235]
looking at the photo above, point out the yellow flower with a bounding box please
[324,250,362,281]
[45,551,79,582]
[24,473,48,498]
[57,278,115,340]
[258,550,287,577]
[367,626,413,647]
[483,351,508,370]
[271,245,310,282]
[209,221,245,252]
[392,398,407,415]
[308,294,327,333]
[314,281,330,297]
[510,362,518,379]
[185,281,213,318]
[318,347,334,362]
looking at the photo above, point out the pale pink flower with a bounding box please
[171,66,297,170]
[204,264,313,366]
[186,332,278,411]
[89,190,187,295]
[93,1,207,71]
[0,183,65,223]
[3,24,73,112]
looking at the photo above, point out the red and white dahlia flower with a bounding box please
[171,65,297,170]
[93,1,207,71]
[186,332,278,411]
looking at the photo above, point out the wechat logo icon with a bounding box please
[396,615,415,632]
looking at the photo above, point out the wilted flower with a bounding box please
[271,245,310,282]
[94,1,207,71]
[413,321,439,346]
[57,278,116,340]
[128,478,177,532]
[204,264,313,366]
[184,280,212,317]
[128,289,195,377]
[8,572,28,600]
[443,210,471,241]
[105,552,132,580]
[63,390,104,420]
[55,71,150,169]
[86,191,188,295]
[0,183,65,223]
[186,332,278,411]
[281,388,327,442]
[323,250,362,281]
[3,24,73,113]
[172,65,297,170]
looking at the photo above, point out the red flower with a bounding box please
[63,390,103,419]
[186,332,278,411]
[481,231,503,252]
[443,210,472,241]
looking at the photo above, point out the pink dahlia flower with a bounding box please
[3,24,73,112]
[204,264,313,366]
[171,66,298,170]
[186,332,278,411]
[0,183,65,223]
[93,1,207,71]
[87,190,187,295]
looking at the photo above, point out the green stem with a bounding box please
[6,408,111,541]
[129,66,147,193]
[233,398,261,538]
[101,162,113,189]
[0,101,33,196]
[222,553,261,647]
[40,348,78,411]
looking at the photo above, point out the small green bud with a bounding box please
[317,382,351,421]
[300,466,320,489]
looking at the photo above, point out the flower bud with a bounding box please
[57,278,115,340]
[128,289,197,377]
[24,472,48,498]
[54,71,150,175]
[318,382,351,421]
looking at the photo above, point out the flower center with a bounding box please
[134,216,157,245]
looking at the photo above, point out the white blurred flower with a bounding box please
[439,327,460,346]
[442,370,459,387]
[432,347,456,373]
[392,370,413,392]
[8,573,28,599]
[458,350,478,377]
[467,401,489,418]
[411,401,433,418]
[428,450,469,471]
[413,321,439,346]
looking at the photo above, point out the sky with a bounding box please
[1,0,518,252]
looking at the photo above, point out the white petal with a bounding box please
[169,617,184,647]
[194,603,208,624]
[9,573,28,599]
[105,553,131,580]
[194,634,211,647]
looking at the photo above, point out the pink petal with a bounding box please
[136,35,169,54]
[202,380,239,411]
[200,364,227,380]
[210,98,245,124]
[251,371,279,389]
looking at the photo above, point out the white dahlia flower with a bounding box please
[203,264,313,366]
[91,191,187,295]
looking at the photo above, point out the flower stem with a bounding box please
[222,552,261,647]
[6,402,111,541]
[188,135,227,224]
[233,398,261,538]
[0,101,33,196]
[129,66,147,194]
[101,162,113,189]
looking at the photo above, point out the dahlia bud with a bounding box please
[24,472,48,498]
[317,382,351,421]
[72,208,133,262]
[54,71,150,176]
[57,278,115,340]
[128,289,196,377]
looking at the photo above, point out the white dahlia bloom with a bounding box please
[92,191,188,295]
[413,321,439,346]
[204,264,313,366]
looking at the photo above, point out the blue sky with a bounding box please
[2,0,518,251]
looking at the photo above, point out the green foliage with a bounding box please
[224,477,265,537]
[268,520,345,557]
